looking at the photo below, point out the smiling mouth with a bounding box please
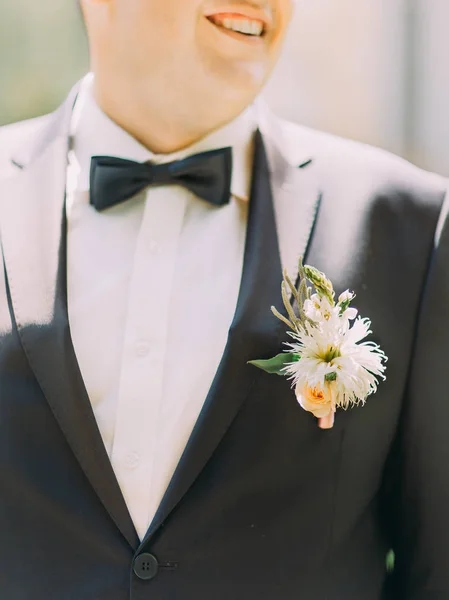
[206,13,267,39]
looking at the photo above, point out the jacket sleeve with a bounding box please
[381,187,449,599]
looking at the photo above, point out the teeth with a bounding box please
[218,18,264,36]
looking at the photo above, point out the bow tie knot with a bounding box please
[89,147,233,212]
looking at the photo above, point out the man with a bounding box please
[0,0,448,598]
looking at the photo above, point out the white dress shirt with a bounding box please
[66,75,257,540]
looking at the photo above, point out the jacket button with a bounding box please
[133,553,159,580]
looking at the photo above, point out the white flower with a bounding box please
[337,290,358,322]
[282,314,387,417]
[303,293,334,322]
[304,292,358,329]
[338,290,355,305]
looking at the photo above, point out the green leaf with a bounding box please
[248,353,299,376]
[386,550,395,573]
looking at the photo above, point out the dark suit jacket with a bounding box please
[0,84,448,599]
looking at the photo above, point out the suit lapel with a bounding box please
[142,127,321,545]
[257,100,322,280]
[0,90,139,550]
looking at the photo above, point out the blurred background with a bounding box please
[1,0,448,175]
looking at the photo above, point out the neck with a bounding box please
[93,80,242,155]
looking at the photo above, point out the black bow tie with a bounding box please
[89,147,233,212]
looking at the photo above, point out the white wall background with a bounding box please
[264,0,449,176]
[410,0,449,175]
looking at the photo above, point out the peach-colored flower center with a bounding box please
[296,383,334,419]
[304,386,328,406]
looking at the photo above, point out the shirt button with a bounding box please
[135,341,151,357]
[124,452,140,470]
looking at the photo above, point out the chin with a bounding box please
[217,62,269,97]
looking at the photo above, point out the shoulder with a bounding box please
[279,117,447,206]
[0,115,52,177]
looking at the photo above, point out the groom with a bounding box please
[1,0,449,598]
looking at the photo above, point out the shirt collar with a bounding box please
[70,74,257,202]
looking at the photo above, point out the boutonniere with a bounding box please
[249,259,387,429]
